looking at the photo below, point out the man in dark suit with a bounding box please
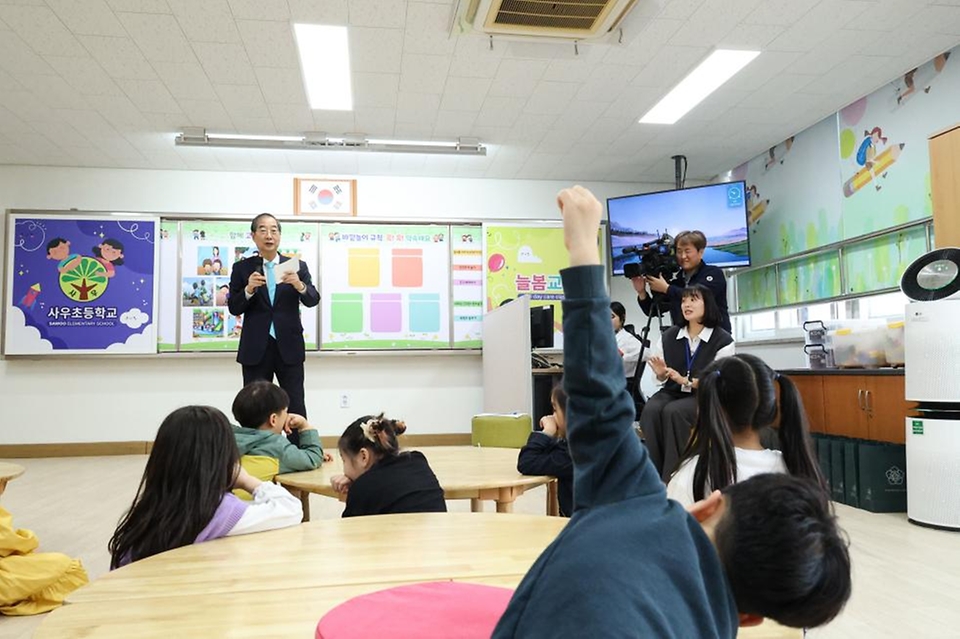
[229,213,319,443]
[632,230,731,333]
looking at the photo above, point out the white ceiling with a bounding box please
[0,0,958,183]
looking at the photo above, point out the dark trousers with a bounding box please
[639,389,698,482]
[242,336,306,445]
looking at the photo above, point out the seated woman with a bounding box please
[330,414,447,517]
[667,354,826,507]
[639,284,734,481]
[610,301,642,379]
[517,383,573,517]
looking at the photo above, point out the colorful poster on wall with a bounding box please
[177,220,319,351]
[157,220,179,352]
[321,223,451,349]
[485,224,565,344]
[728,116,843,266]
[451,225,483,348]
[4,215,159,354]
[838,48,958,239]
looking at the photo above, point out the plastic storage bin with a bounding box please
[830,326,888,368]
[884,320,905,366]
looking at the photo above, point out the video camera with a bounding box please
[622,233,678,280]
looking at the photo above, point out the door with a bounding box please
[788,375,826,434]
[821,375,869,439]
[866,376,912,443]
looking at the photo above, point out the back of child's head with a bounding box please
[716,473,852,628]
[108,406,239,569]
[736,353,778,427]
[737,353,826,490]
[338,413,407,459]
[683,357,759,499]
[232,381,290,429]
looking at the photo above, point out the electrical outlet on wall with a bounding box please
[339,393,350,409]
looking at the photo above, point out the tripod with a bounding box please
[634,293,668,363]
[625,293,668,421]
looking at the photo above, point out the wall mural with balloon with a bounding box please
[729,45,957,311]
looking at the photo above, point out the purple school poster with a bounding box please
[4,215,159,354]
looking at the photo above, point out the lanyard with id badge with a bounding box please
[682,339,697,393]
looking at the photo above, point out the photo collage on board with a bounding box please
[163,221,319,351]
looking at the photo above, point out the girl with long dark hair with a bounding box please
[667,354,826,506]
[108,406,302,569]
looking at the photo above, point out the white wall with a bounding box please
[0,166,666,445]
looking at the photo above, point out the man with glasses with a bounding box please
[229,213,320,443]
[631,230,731,333]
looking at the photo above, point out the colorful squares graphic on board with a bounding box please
[409,293,441,333]
[348,248,380,287]
[331,293,363,333]
[371,294,402,332]
[392,248,424,287]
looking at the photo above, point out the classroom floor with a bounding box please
[1,455,959,639]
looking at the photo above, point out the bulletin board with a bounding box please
[3,210,605,356]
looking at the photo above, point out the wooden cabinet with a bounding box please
[822,376,870,439]
[784,372,912,444]
[929,123,960,247]
[866,376,913,443]
[788,375,826,434]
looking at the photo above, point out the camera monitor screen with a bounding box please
[530,304,555,350]
[607,182,750,276]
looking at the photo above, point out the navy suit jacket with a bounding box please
[228,255,320,365]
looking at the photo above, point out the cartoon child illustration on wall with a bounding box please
[92,239,125,277]
[843,126,905,197]
[46,238,82,273]
[212,259,223,275]
[897,52,951,105]
[857,127,888,191]
[746,185,769,228]
[216,285,229,306]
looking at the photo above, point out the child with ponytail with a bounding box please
[331,414,447,517]
[667,354,826,507]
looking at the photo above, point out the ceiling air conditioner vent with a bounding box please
[453,0,659,42]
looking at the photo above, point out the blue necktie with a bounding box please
[265,261,276,338]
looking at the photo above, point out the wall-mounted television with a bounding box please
[607,181,750,276]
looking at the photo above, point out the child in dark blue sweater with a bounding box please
[493,186,851,638]
[517,383,573,517]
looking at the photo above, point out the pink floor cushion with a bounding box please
[316,581,515,639]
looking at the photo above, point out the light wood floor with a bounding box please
[2,455,959,639]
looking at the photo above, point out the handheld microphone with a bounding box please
[256,255,264,276]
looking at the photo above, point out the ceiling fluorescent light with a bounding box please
[207,133,304,142]
[174,130,486,156]
[294,23,352,111]
[639,49,760,125]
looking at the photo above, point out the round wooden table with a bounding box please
[37,512,569,638]
[0,462,25,497]
[277,445,557,520]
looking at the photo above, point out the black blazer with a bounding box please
[228,255,320,365]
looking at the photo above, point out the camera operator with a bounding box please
[631,230,731,333]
